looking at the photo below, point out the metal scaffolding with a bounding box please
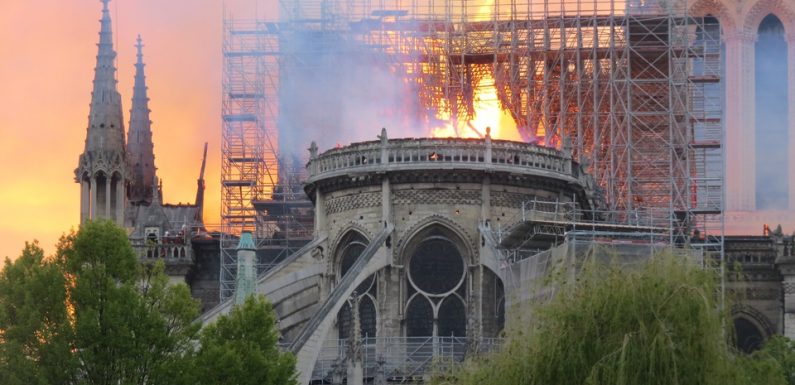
[221,0,724,299]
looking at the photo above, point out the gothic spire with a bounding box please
[127,35,158,205]
[84,0,126,154]
[75,0,129,226]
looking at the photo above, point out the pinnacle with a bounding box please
[136,35,144,62]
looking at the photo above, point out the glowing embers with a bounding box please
[430,73,522,141]
[408,236,465,295]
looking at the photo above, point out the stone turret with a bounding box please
[75,0,129,225]
[127,35,158,205]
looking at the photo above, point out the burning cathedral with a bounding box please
[75,0,795,383]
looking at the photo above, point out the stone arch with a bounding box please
[689,0,737,33]
[731,305,774,353]
[405,294,434,337]
[437,294,467,337]
[396,214,477,266]
[332,229,374,292]
[743,0,795,37]
[330,222,372,258]
[333,227,379,340]
[359,293,378,339]
[337,293,379,340]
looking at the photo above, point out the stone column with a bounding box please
[115,178,125,225]
[481,176,491,222]
[90,176,98,221]
[314,190,326,237]
[81,179,90,223]
[724,32,757,211]
[381,178,391,227]
[105,177,112,219]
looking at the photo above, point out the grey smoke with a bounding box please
[277,29,429,170]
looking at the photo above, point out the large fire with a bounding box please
[427,0,525,142]
[429,74,523,141]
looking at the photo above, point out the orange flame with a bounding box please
[429,74,522,141]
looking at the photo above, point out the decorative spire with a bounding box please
[194,142,208,223]
[127,35,158,205]
[84,0,125,154]
[75,0,129,227]
[234,232,257,304]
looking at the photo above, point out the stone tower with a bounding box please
[127,35,158,205]
[75,0,129,225]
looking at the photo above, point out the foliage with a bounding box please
[755,335,795,385]
[0,241,75,385]
[187,295,297,385]
[0,220,201,385]
[433,253,787,385]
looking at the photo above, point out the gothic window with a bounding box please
[338,303,352,340]
[339,232,375,294]
[359,295,377,339]
[733,317,765,353]
[755,14,789,209]
[404,225,469,338]
[437,296,466,337]
[406,295,434,337]
[335,231,378,339]
[408,235,465,295]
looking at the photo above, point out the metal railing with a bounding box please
[311,336,503,383]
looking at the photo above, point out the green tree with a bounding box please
[756,336,795,385]
[56,219,200,385]
[434,253,787,385]
[188,295,297,385]
[0,241,75,385]
[0,220,200,385]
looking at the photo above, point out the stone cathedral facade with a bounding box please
[688,0,795,230]
[74,0,220,311]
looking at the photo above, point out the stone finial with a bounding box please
[379,127,388,144]
[485,126,491,139]
[309,141,318,159]
[562,135,572,158]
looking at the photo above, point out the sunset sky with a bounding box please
[0,0,272,260]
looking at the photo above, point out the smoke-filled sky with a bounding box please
[0,1,272,260]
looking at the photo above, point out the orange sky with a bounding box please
[0,0,270,260]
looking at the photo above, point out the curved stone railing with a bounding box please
[306,131,582,186]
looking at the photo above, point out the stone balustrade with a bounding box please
[307,134,581,185]
[130,238,193,262]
